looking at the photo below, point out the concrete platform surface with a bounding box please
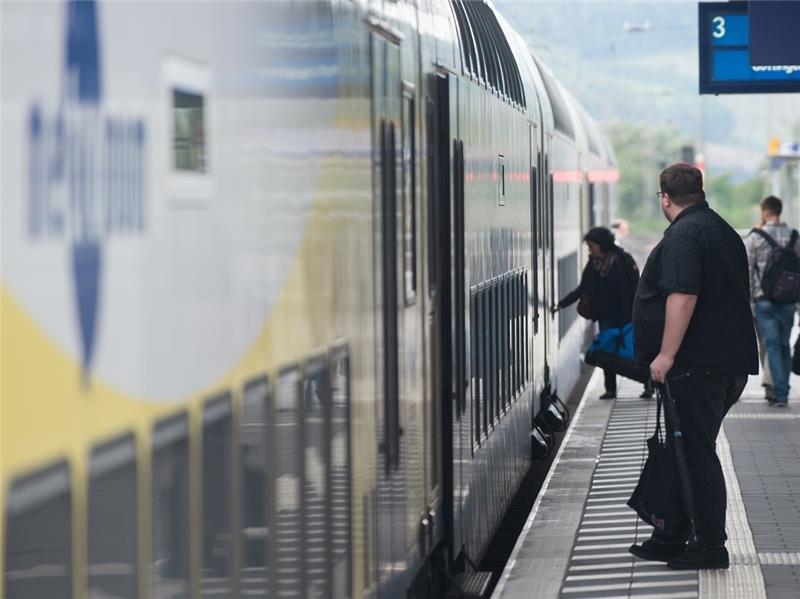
[493,368,800,599]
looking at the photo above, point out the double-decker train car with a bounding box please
[0,1,618,598]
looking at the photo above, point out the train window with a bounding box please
[513,274,520,395]
[452,0,478,77]
[518,273,525,387]
[89,433,138,599]
[241,376,270,598]
[518,273,525,392]
[535,58,574,139]
[380,119,401,467]
[202,393,233,597]
[5,461,72,599]
[486,283,494,429]
[478,284,491,436]
[454,140,467,418]
[499,22,525,105]
[330,346,352,599]
[589,183,597,228]
[172,89,206,172]
[451,0,526,106]
[497,155,505,206]
[531,162,540,335]
[402,90,417,305]
[490,281,499,424]
[462,1,488,83]
[503,277,512,409]
[152,413,190,599]
[580,106,603,157]
[549,172,556,320]
[470,290,479,448]
[275,366,304,598]
[478,5,504,94]
[522,271,531,384]
[304,354,332,598]
[425,99,437,298]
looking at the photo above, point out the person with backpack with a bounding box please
[557,226,653,399]
[745,195,800,407]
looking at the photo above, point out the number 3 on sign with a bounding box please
[712,16,726,39]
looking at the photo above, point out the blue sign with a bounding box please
[699,2,800,95]
[750,1,800,67]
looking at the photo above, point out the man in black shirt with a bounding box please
[629,163,758,570]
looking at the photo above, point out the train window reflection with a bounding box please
[275,366,304,598]
[304,355,331,597]
[89,433,138,599]
[5,461,72,599]
[403,91,417,305]
[202,393,233,597]
[152,413,190,599]
[330,346,352,599]
[241,376,270,598]
[172,89,206,172]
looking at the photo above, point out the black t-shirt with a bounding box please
[633,201,758,375]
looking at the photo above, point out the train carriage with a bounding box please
[0,1,618,598]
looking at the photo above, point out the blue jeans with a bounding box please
[755,300,796,403]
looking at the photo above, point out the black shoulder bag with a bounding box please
[627,381,698,542]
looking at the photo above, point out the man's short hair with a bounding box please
[760,195,782,216]
[659,162,705,207]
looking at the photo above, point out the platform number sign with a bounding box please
[712,16,725,40]
[698,2,800,95]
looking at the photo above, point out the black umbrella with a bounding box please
[661,379,699,545]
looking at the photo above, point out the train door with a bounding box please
[370,29,406,598]
[422,87,443,551]
[529,125,546,415]
[425,70,463,565]
[536,133,554,389]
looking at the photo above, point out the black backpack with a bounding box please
[752,228,800,303]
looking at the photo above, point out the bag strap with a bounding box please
[789,229,799,248]
[751,227,779,248]
[655,382,662,438]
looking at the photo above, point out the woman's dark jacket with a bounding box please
[559,248,639,326]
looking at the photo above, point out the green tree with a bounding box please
[605,120,766,231]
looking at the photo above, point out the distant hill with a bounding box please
[495,0,799,177]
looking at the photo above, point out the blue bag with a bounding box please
[586,322,635,360]
[585,322,649,384]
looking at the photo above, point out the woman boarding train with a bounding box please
[557,227,653,399]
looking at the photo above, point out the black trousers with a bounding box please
[658,368,747,546]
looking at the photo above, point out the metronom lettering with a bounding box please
[27,102,147,241]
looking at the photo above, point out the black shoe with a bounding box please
[667,544,729,570]
[770,400,788,408]
[629,540,685,562]
[598,391,616,400]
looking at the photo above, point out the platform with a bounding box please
[493,368,800,599]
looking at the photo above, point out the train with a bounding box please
[0,0,618,597]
